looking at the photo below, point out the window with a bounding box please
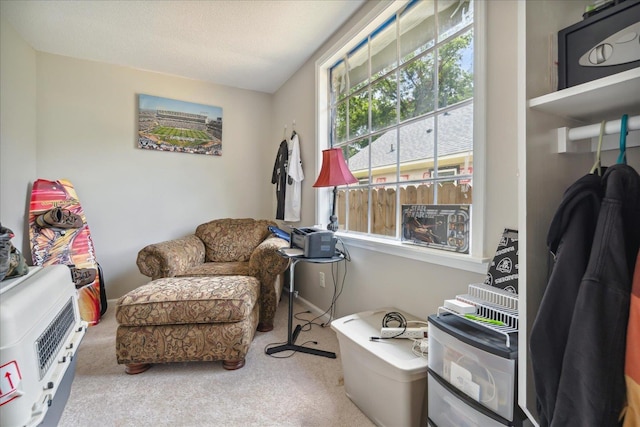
[316,0,485,270]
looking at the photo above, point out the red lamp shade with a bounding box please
[313,148,357,188]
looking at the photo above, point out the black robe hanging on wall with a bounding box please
[271,140,289,220]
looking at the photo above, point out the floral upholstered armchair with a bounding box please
[136,218,290,331]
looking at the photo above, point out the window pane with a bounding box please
[345,137,371,182]
[348,40,369,94]
[435,103,473,185]
[370,130,398,176]
[343,187,369,233]
[401,181,435,206]
[399,53,435,121]
[323,0,475,246]
[336,142,365,232]
[399,116,435,179]
[371,16,397,81]
[330,60,348,103]
[334,101,347,144]
[371,73,398,133]
[349,89,369,139]
[459,170,473,204]
[371,185,396,237]
[438,29,473,108]
[438,0,473,41]
[400,0,435,63]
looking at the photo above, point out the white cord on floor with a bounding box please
[411,338,429,358]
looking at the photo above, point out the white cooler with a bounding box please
[331,308,429,427]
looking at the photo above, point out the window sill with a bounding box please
[336,232,490,275]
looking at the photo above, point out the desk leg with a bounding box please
[287,260,296,342]
[265,259,336,359]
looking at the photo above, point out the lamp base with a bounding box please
[327,215,339,232]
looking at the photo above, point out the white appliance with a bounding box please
[1,265,87,427]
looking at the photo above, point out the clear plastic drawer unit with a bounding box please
[429,372,507,427]
[428,313,522,424]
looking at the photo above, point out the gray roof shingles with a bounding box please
[347,103,473,172]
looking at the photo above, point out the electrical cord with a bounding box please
[382,311,407,327]
[363,310,430,358]
[318,235,350,326]
[293,263,345,331]
[266,241,351,359]
[370,311,408,340]
[411,338,429,358]
[335,236,351,261]
[294,310,324,332]
[312,240,349,328]
[454,354,496,404]
[325,254,348,325]
[293,237,351,330]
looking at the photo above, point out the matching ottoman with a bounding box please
[115,275,260,374]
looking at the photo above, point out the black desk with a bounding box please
[265,251,345,359]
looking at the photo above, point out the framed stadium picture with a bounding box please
[137,94,223,156]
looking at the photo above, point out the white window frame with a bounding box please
[315,0,488,274]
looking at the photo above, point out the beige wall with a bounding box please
[272,1,519,320]
[35,54,274,298]
[1,18,37,251]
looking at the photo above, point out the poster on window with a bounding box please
[137,94,223,156]
[401,204,470,253]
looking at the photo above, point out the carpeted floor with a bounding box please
[58,294,375,427]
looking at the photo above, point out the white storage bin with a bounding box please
[331,308,429,427]
[428,314,516,421]
[428,373,507,427]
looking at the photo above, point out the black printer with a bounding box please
[290,227,336,258]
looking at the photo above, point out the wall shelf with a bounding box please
[529,68,640,123]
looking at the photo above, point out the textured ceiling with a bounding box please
[0,0,366,93]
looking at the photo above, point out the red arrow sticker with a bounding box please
[0,361,23,406]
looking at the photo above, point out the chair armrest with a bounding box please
[250,236,291,331]
[249,236,290,276]
[136,234,205,280]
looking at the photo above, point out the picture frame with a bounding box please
[401,204,470,253]
[137,94,223,156]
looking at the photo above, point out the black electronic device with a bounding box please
[558,0,640,89]
[290,227,336,258]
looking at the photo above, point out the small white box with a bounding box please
[331,308,429,427]
[444,299,476,314]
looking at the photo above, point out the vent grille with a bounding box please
[35,298,75,379]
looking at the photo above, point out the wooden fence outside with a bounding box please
[336,182,472,236]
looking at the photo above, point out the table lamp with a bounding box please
[313,147,358,232]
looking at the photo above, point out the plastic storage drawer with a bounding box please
[428,314,516,421]
[428,372,511,427]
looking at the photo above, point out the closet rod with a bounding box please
[557,114,640,153]
[567,115,639,141]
